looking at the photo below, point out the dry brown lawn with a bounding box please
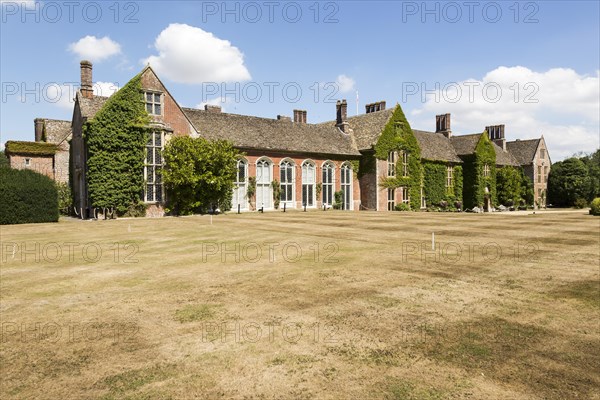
[1,210,599,399]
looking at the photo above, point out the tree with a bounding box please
[580,149,600,201]
[162,137,238,215]
[547,157,591,207]
[0,150,9,169]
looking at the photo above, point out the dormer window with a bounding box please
[144,92,162,116]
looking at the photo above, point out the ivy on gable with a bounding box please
[83,74,151,214]
[462,132,497,209]
[374,105,423,210]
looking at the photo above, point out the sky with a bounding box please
[1,0,599,160]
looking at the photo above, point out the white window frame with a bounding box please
[401,186,410,204]
[341,162,353,211]
[447,165,454,188]
[387,151,396,177]
[24,158,31,167]
[232,158,248,211]
[387,188,395,211]
[322,161,335,206]
[144,131,164,203]
[402,151,409,177]
[256,157,273,210]
[483,164,490,177]
[301,160,316,208]
[279,159,295,208]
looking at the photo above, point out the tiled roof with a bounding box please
[506,139,540,165]
[450,133,482,155]
[413,130,463,163]
[183,108,361,156]
[77,92,108,119]
[493,143,520,166]
[317,108,395,151]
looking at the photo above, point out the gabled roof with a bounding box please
[41,119,72,148]
[450,133,482,155]
[506,138,541,165]
[492,143,520,166]
[76,92,108,119]
[183,108,360,156]
[413,130,462,163]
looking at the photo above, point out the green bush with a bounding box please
[56,182,72,215]
[574,198,588,209]
[333,190,344,210]
[0,168,59,225]
[590,198,600,215]
[394,203,410,212]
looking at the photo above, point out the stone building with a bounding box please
[5,61,551,216]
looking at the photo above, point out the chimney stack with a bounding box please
[336,100,349,132]
[34,118,45,142]
[365,101,386,114]
[293,109,307,124]
[486,124,506,151]
[435,113,451,138]
[80,60,93,99]
[204,105,222,113]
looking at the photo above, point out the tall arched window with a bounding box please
[280,160,295,207]
[232,159,247,211]
[341,163,353,210]
[256,158,273,209]
[302,161,316,207]
[322,162,335,206]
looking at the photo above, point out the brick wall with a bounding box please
[9,154,54,180]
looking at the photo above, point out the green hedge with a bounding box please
[0,168,59,225]
[590,198,600,216]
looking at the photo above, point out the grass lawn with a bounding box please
[1,210,598,399]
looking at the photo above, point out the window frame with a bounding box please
[144,91,163,116]
[301,160,316,208]
[387,151,396,177]
[402,151,409,177]
[322,161,335,206]
[387,188,395,211]
[279,159,295,206]
[144,131,165,203]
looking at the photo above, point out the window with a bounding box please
[421,187,426,209]
[302,161,316,207]
[322,162,335,206]
[538,166,542,183]
[232,159,248,211]
[540,149,545,159]
[544,166,548,182]
[280,160,295,206]
[402,151,409,177]
[483,164,490,177]
[446,165,453,188]
[24,158,31,167]
[256,158,273,209]
[387,188,395,211]
[145,131,164,202]
[341,163,352,210]
[401,187,410,204]
[387,151,396,177]
[144,92,162,115]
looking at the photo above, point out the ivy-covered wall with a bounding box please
[374,105,423,210]
[83,75,150,214]
[422,161,463,207]
[497,166,534,206]
[462,133,497,209]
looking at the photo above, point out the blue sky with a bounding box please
[1,0,599,160]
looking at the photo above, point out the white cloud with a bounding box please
[68,36,122,62]
[196,96,232,113]
[409,66,600,161]
[142,23,251,84]
[336,74,356,93]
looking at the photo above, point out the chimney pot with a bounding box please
[293,109,306,124]
[80,60,93,99]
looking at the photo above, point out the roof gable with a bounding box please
[506,138,541,165]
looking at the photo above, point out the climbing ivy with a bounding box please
[462,133,497,209]
[83,74,150,214]
[374,105,422,210]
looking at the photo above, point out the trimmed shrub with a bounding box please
[394,203,410,212]
[0,168,59,225]
[590,198,600,215]
[574,198,588,209]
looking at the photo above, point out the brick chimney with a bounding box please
[293,109,307,124]
[204,105,222,113]
[34,118,45,142]
[435,113,451,138]
[336,100,349,132]
[486,124,506,151]
[365,101,386,114]
[80,60,93,99]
